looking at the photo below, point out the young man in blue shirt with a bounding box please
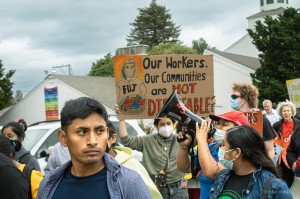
[37,97,151,199]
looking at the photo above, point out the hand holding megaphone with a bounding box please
[156,90,216,142]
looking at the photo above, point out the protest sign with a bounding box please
[114,54,214,120]
[243,110,263,137]
[286,78,300,108]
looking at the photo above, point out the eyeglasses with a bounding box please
[231,94,241,100]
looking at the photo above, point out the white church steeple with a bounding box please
[260,0,289,11]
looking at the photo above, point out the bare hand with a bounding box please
[177,132,192,151]
[195,120,211,143]
[115,104,120,113]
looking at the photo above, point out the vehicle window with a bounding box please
[35,128,60,158]
[111,121,138,143]
[23,129,49,151]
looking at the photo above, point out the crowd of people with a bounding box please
[0,81,299,198]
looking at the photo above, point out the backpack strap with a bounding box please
[210,142,221,152]
[263,176,275,199]
[23,165,33,199]
[19,153,33,165]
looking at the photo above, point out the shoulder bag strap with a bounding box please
[163,136,175,171]
[263,176,275,199]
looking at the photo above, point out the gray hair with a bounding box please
[262,99,272,106]
[276,100,296,117]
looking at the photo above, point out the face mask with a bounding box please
[230,99,240,110]
[213,129,226,144]
[158,125,174,138]
[218,148,237,170]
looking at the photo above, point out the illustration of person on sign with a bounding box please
[116,58,147,114]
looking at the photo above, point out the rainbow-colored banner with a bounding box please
[44,87,59,121]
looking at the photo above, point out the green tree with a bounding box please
[147,43,196,55]
[248,8,300,105]
[126,0,181,47]
[0,60,15,109]
[88,53,114,77]
[192,37,218,54]
[13,89,23,104]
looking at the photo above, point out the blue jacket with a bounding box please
[196,142,220,199]
[209,166,292,199]
[37,153,151,199]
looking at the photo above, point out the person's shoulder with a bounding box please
[293,117,300,123]
[117,165,150,195]
[273,120,281,127]
[0,153,14,166]
[215,168,230,179]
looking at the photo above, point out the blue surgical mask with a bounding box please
[230,99,240,110]
[218,148,237,170]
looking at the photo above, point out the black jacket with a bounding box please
[287,126,300,168]
[0,153,29,199]
[272,117,300,137]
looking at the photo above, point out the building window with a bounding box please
[267,0,274,4]
[277,0,284,3]
[261,0,264,6]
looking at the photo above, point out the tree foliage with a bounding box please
[248,8,300,105]
[0,60,15,109]
[126,0,181,47]
[88,53,114,77]
[13,89,23,104]
[192,37,218,54]
[147,43,196,55]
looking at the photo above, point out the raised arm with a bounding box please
[196,121,224,179]
[176,132,193,173]
[115,104,128,138]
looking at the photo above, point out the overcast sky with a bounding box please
[1,0,300,96]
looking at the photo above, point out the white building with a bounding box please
[205,0,291,114]
[0,75,116,125]
[225,0,289,58]
[0,0,296,123]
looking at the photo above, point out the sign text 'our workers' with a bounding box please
[114,54,214,120]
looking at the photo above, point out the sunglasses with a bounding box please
[231,94,241,100]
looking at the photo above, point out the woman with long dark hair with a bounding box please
[196,123,292,198]
[1,120,40,171]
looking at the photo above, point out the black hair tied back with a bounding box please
[10,139,22,152]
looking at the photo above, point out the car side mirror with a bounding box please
[39,150,49,160]
[39,145,55,162]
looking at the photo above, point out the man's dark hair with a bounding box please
[107,120,119,146]
[60,97,108,132]
[153,118,175,126]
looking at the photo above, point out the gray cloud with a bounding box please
[0,0,299,96]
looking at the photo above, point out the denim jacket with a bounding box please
[37,153,151,199]
[209,166,292,199]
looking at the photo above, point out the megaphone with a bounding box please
[157,90,215,142]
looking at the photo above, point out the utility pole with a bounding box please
[51,64,72,75]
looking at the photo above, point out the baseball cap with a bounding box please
[209,110,249,126]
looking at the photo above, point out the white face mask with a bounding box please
[158,125,174,138]
[213,129,226,144]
